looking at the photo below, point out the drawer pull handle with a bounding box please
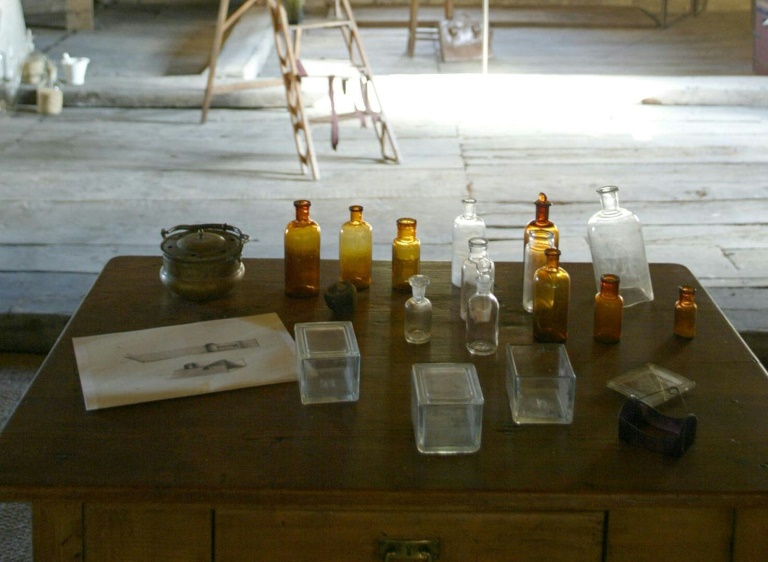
[379,539,439,561]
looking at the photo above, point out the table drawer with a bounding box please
[215,509,604,561]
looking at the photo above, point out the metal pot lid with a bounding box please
[161,223,249,262]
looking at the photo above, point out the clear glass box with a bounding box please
[506,344,576,425]
[294,321,360,405]
[411,363,484,454]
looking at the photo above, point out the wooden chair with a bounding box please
[407,0,454,56]
[265,0,400,179]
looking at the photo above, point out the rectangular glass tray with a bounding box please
[607,363,696,407]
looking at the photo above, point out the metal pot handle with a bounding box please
[161,223,249,243]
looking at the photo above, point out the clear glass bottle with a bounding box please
[522,229,556,313]
[392,218,420,292]
[404,274,432,344]
[594,274,623,344]
[533,248,570,343]
[587,185,653,307]
[674,285,697,339]
[284,199,321,297]
[460,237,495,321]
[339,204,372,290]
[452,198,486,288]
[466,273,499,356]
[523,192,559,259]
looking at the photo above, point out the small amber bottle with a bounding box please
[339,205,372,290]
[674,285,697,338]
[594,274,623,344]
[523,193,559,254]
[284,199,321,297]
[392,218,420,292]
[532,248,570,343]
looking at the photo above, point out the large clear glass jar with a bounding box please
[452,198,486,288]
[466,273,499,356]
[405,274,432,344]
[339,205,372,290]
[392,218,420,292]
[594,273,623,344]
[533,248,570,343]
[522,229,556,313]
[284,199,321,297]
[674,285,697,338]
[587,186,653,307]
[460,237,494,321]
[523,192,559,260]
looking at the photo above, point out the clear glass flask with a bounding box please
[533,248,570,343]
[594,274,623,344]
[460,237,494,321]
[523,229,556,313]
[405,274,432,344]
[466,273,499,356]
[392,218,420,292]
[452,198,486,288]
[587,186,653,307]
[284,199,321,297]
[339,204,372,290]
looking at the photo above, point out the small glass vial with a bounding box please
[452,197,486,288]
[284,199,321,297]
[523,229,556,313]
[523,192,559,259]
[674,285,697,338]
[339,204,372,290]
[392,218,420,292]
[594,274,623,344]
[533,248,570,343]
[466,273,499,356]
[460,237,494,321]
[405,274,432,344]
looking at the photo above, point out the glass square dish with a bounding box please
[607,363,695,407]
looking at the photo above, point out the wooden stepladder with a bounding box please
[201,0,400,180]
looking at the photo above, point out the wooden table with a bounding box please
[2,257,767,561]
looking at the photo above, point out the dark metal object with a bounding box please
[618,396,697,457]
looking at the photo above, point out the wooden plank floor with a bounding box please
[1,6,766,334]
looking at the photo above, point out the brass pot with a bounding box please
[160,223,249,301]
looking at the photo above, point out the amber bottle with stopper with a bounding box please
[594,274,623,344]
[284,199,321,297]
[523,192,559,257]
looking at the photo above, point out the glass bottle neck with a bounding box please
[597,186,621,215]
[678,286,696,304]
[599,274,620,298]
[294,200,311,222]
[529,230,555,250]
[349,205,363,223]
[409,275,429,301]
[462,198,477,219]
[545,249,561,270]
[475,275,493,295]
[397,219,417,240]
[534,193,551,224]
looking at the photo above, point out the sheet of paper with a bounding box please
[73,313,297,410]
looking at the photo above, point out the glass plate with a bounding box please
[607,363,696,407]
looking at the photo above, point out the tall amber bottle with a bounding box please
[284,199,321,297]
[392,218,420,292]
[674,285,697,338]
[339,205,372,290]
[532,248,570,343]
[594,274,623,344]
[523,193,559,256]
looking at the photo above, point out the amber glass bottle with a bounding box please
[532,248,570,343]
[523,193,559,255]
[284,199,321,297]
[594,274,623,344]
[674,285,697,338]
[339,205,372,290]
[392,218,420,292]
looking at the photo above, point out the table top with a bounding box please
[1,257,767,510]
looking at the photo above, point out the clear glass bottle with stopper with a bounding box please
[460,237,494,321]
[404,274,432,344]
[523,192,559,260]
[284,199,321,298]
[452,197,486,287]
[594,274,623,344]
[392,218,420,292]
[674,285,697,338]
[523,229,556,313]
[533,248,570,343]
[466,263,499,356]
[587,185,653,307]
[339,204,372,290]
